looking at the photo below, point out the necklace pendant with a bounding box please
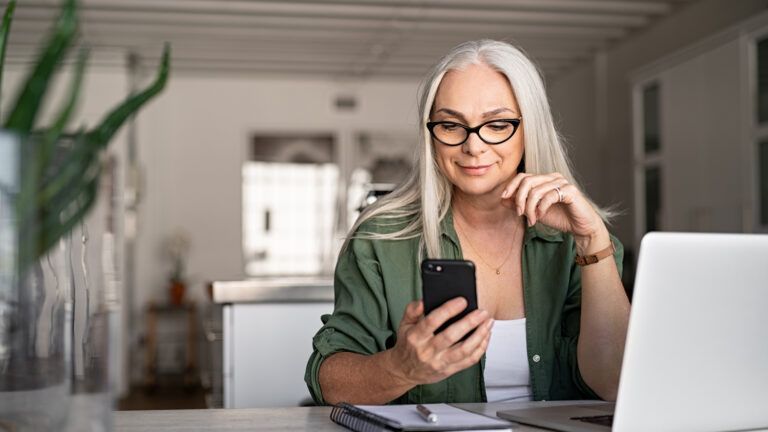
[495,269,501,275]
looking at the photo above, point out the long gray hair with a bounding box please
[347,39,611,258]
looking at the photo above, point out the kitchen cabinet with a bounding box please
[212,278,333,408]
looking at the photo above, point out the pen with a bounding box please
[416,404,438,423]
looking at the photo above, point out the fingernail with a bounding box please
[517,206,523,216]
[487,319,494,329]
[502,189,510,199]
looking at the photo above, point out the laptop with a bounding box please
[498,232,768,432]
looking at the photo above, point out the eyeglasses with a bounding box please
[426,118,522,146]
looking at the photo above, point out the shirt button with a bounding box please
[532,354,541,363]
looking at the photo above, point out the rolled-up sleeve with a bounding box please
[304,236,395,405]
[555,234,624,400]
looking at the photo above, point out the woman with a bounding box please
[305,40,630,405]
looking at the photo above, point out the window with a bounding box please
[757,38,768,124]
[757,36,768,229]
[636,81,663,238]
[753,35,768,231]
[644,166,662,232]
[242,131,417,276]
[760,141,768,226]
[242,135,338,276]
[643,84,661,155]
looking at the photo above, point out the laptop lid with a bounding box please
[614,232,768,431]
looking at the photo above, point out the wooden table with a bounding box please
[144,302,198,389]
[115,401,601,431]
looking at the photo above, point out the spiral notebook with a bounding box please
[330,403,513,432]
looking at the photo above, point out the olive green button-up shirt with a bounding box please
[305,210,623,405]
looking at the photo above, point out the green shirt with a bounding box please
[305,210,623,404]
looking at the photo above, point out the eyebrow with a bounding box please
[433,107,518,120]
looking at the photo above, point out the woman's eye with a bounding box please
[439,123,460,131]
[487,122,511,131]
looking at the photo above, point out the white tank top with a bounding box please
[484,318,534,402]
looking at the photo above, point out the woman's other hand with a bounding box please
[386,299,493,387]
[501,172,607,243]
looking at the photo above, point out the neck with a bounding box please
[452,188,520,229]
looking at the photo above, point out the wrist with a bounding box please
[380,348,415,390]
[574,227,611,256]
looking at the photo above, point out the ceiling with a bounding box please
[4,0,695,80]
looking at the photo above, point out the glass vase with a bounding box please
[0,132,73,431]
[0,131,119,432]
[65,222,119,432]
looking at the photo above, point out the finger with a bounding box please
[536,188,562,221]
[514,174,556,217]
[432,309,490,352]
[444,319,493,373]
[558,183,578,205]
[537,181,572,219]
[501,173,530,200]
[441,317,492,365]
[525,179,568,226]
[421,297,468,335]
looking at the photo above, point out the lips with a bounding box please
[457,163,493,176]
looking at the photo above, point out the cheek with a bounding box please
[432,144,452,171]
[505,138,525,162]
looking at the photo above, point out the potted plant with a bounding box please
[0,0,171,430]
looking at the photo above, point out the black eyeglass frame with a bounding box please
[426,118,522,146]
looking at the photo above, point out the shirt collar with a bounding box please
[523,224,564,245]
[440,208,461,248]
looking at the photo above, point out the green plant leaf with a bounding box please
[43,46,88,148]
[40,133,93,202]
[3,0,78,133]
[88,43,170,147]
[28,48,90,211]
[40,135,96,204]
[19,163,99,268]
[18,139,100,268]
[6,0,172,273]
[0,0,17,116]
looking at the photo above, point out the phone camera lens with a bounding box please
[427,264,434,270]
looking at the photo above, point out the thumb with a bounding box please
[401,300,424,325]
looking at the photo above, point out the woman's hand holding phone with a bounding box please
[385,299,494,387]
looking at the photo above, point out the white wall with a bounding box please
[658,39,745,233]
[548,62,602,200]
[549,0,768,254]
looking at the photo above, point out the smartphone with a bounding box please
[420,259,478,336]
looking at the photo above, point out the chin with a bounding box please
[454,179,502,197]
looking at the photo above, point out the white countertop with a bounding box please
[212,277,334,304]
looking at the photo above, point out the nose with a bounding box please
[461,132,487,156]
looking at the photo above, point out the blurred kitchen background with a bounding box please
[1,0,767,411]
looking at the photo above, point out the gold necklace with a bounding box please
[453,210,520,276]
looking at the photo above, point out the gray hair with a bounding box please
[347,39,611,258]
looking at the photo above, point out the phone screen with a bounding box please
[421,259,478,336]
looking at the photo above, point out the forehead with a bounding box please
[433,63,518,113]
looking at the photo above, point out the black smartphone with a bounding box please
[420,259,478,336]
